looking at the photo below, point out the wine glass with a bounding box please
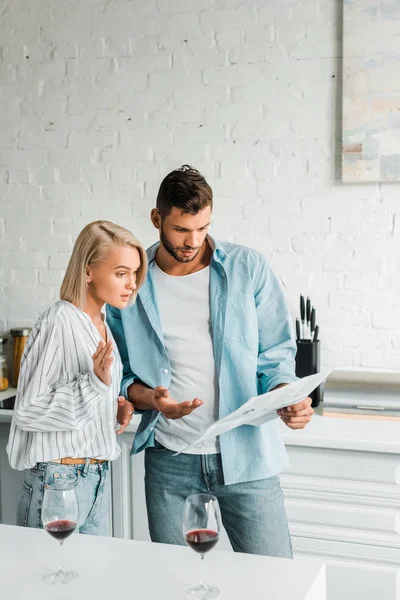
[41,486,79,585]
[183,493,221,600]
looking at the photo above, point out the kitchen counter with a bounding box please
[0,524,326,600]
[2,403,399,455]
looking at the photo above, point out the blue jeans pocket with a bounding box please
[44,464,80,491]
[17,481,33,527]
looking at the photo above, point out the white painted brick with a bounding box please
[33,167,58,184]
[0,149,47,168]
[18,127,67,150]
[109,167,136,184]
[372,308,400,330]
[90,183,144,205]
[2,251,49,270]
[39,270,65,287]
[52,41,79,60]
[242,196,302,217]
[47,149,97,166]
[173,124,226,144]
[121,127,173,149]
[103,37,132,57]
[276,21,306,45]
[359,350,400,370]
[82,165,109,184]
[117,54,171,74]
[68,131,117,150]
[173,50,226,72]
[103,0,158,19]
[322,348,360,369]
[17,60,66,84]
[204,63,279,87]
[0,64,16,83]
[66,58,113,79]
[10,269,39,286]
[5,219,51,236]
[22,234,73,253]
[49,253,71,271]
[95,110,144,130]
[200,6,257,31]
[216,29,243,49]
[1,46,26,64]
[8,170,31,184]
[156,0,214,13]
[58,167,82,184]
[67,91,114,113]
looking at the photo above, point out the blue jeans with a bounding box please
[145,443,293,558]
[17,460,111,536]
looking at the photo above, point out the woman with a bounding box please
[7,220,147,536]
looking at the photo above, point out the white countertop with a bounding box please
[0,524,326,600]
[279,411,400,454]
[1,402,399,455]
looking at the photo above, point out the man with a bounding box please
[107,165,313,557]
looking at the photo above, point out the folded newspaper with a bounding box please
[174,369,332,455]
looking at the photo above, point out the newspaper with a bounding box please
[174,369,332,455]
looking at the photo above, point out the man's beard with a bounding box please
[160,226,201,263]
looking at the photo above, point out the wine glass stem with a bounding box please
[199,553,206,590]
[58,539,65,575]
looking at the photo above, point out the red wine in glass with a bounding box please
[185,529,219,554]
[183,493,222,599]
[42,486,79,585]
[45,520,77,542]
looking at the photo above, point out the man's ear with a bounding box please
[150,208,161,230]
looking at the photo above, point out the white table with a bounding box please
[0,524,326,600]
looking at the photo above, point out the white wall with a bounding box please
[0,0,399,370]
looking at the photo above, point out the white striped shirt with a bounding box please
[7,301,123,470]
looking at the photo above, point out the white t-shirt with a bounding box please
[152,263,220,454]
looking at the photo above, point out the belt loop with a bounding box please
[82,458,90,477]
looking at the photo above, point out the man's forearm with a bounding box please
[127,381,155,411]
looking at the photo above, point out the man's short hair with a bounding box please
[156,165,213,218]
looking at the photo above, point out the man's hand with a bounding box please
[277,396,314,430]
[116,396,134,434]
[152,386,203,420]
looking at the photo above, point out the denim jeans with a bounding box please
[17,460,111,536]
[145,442,293,558]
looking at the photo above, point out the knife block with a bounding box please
[295,340,323,408]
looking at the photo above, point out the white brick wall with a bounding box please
[1,0,399,370]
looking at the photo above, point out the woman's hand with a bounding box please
[92,340,113,386]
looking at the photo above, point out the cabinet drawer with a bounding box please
[283,446,400,498]
[285,495,400,547]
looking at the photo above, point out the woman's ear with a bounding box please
[86,265,93,284]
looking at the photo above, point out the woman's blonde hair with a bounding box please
[60,220,147,309]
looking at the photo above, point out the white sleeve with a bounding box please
[14,319,109,432]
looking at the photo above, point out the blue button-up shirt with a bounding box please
[107,237,298,485]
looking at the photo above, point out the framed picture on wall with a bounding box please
[342,1,400,182]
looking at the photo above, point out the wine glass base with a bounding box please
[44,570,79,585]
[185,583,220,599]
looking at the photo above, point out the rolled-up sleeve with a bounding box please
[15,320,109,432]
[254,256,298,393]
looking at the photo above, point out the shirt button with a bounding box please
[150,426,155,431]
[163,369,169,374]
